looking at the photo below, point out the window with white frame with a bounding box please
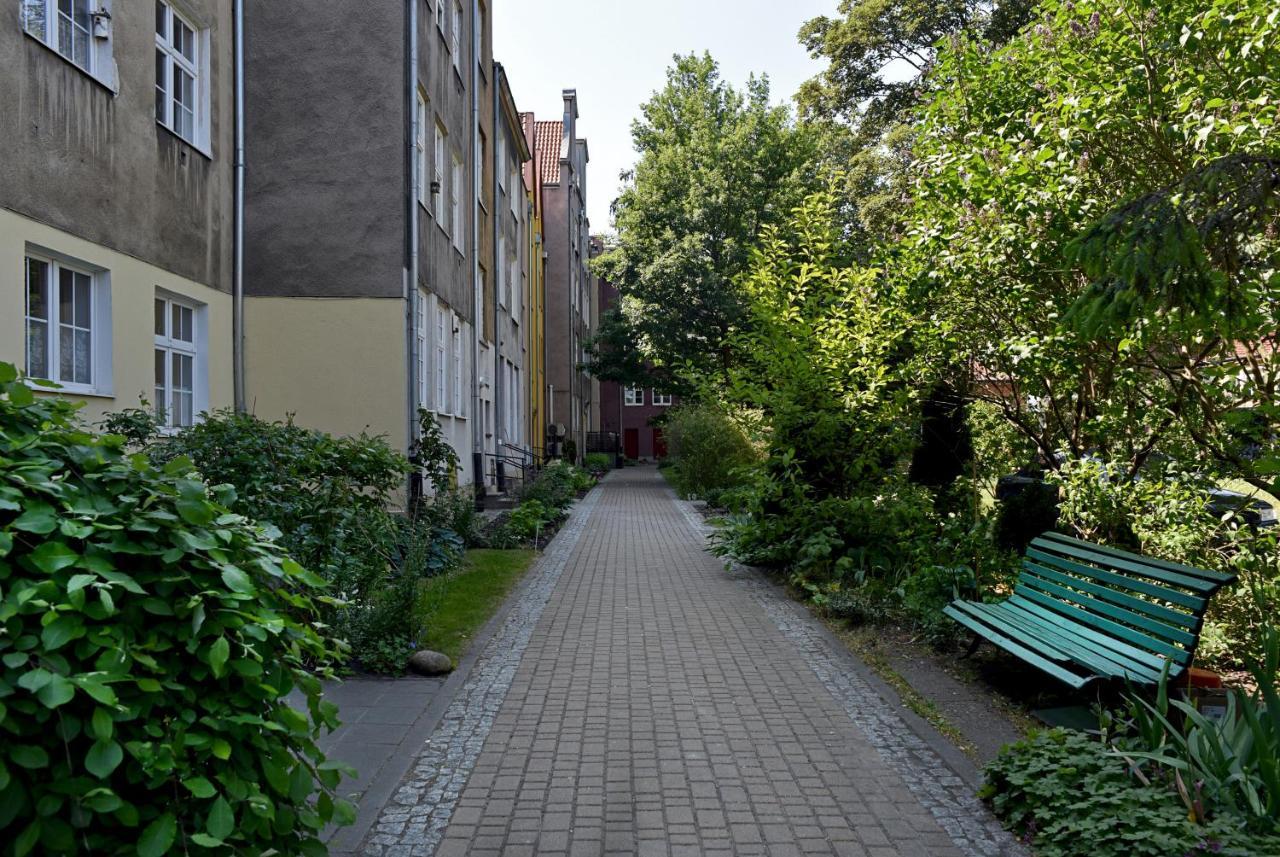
[496,134,506,195]
[24,252,109,392]
[652,390,673,407]
[451,312,463,416]
[509,162,520,218]
[435,303,448,414]
[451,152,463,252]
[434,0,445,31]
[415,91,427,205]
[507,240,517,313]
[155,1,207,149]
[623,386,643,407]
[451,0,462,71]
[433,121,447,227]
[154,293,202,429]
[496,234,506,307]
[22,0,113,83]
[416,289,427,410]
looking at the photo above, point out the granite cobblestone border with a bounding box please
[673,496,1028,857]
[359,486,603,857]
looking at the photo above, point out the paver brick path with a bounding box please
[362,467,1023,856]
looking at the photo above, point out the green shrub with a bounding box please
[0,364,352,855]
[504,500,559,542]
[518,462,586,510]
[665,403,758,499]
[983,729,1280,857]
[583,452,612,473]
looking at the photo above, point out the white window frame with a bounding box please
[451,151,464,253]
[24,249,112,396]
[153,291,205,431]
[415,90,428,206]
[435,302,449,416]
[21,0,116,89]
[434,0,445,32]
[433,121,447,228]
[652,390,673,407]
[496,134,506,195]
[450,0,462,72]
[508,240,518,314]
[154,0,211,154]
[624,386,643,407]
[452,312,463,417]
[496,234,506,308]
[416,288,428,410]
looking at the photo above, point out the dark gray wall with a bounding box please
[244,0,404,299]
[416,0,474,323]
[0,0,233,290]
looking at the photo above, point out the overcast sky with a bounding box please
[494,0,836,235]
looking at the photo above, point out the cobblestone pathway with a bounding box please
[361,467,1024,857]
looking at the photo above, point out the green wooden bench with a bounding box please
[944,531,1237,688]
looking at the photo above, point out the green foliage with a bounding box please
[592,52,821,389]
[504,501,559,543]
[583,452,612,473]
[517,462,590,511]
[151,410,408,604]
[0,363,353,854]
[664,403,759,499]
[982,729,1280,857]
[410,408,460,493]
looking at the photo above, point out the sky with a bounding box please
[494,0,837,235]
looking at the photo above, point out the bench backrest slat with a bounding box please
[1016,573,1197,647]
[1021,560,1201,630]
[1025,547,1207,610]
[1038,532,1236,585]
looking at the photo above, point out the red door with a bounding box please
[653,427,668,459]
[624,428,639,460]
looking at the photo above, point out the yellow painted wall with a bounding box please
[0,208,233,424]
[243,296,409,452]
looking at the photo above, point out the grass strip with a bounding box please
[416,548,537,663]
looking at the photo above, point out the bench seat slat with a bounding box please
[964,601,1159,682]
[943,605,1090,688]
[1003,597,1171,681]
[1017,575,1198,647]
[1014,585,1191,664]
[1030,538,1219,593]
[1026,547,1206,610]
[1021,560,1200,630]
[1038,532,1236,585]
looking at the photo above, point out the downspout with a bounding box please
[491,63,502,475]
[232,0,245,411]
[469,0,482,491]
[404,0,420,498]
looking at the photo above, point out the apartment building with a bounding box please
[2,0,236,427]
[242,0,481,489]
[521,112,548,462]
[534,91,594,461]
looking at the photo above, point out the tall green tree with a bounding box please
[591,53,819,391]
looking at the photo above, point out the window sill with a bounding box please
[27,379,114,399]
[23,31,117,93]
[156,121,213,161]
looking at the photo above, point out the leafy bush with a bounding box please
[664,403,759,499]
[150,410,409,605]
[518,462,589,511]
[504,500,559,542]
[982,729,1280,857]
[0,364,352,855]
[583,452,612,473]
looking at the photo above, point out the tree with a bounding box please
[591,53,819,390]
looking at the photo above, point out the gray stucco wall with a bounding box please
[0,0,233,291]
[243,0,404,299]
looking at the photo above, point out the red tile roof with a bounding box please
[535,120,562,185]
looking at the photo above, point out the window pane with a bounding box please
[26,320,48,380]
[174,68,194,141]
[21,0,47,39]
[155,348,167,422]
[26,258,49,320]
[73,272,91,328]
[155,1,166,37]
[59,325,73,382]
[59,268,73,325]
[155,298,166,336]
[177,21,194,61]
[74,329,91,385]
[178,305,193,342]
[155,50,168,123]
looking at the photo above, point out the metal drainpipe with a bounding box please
[469,0,482,492]
[404,0,420,499]
[491,62,503,488]
[232,0,245,411]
